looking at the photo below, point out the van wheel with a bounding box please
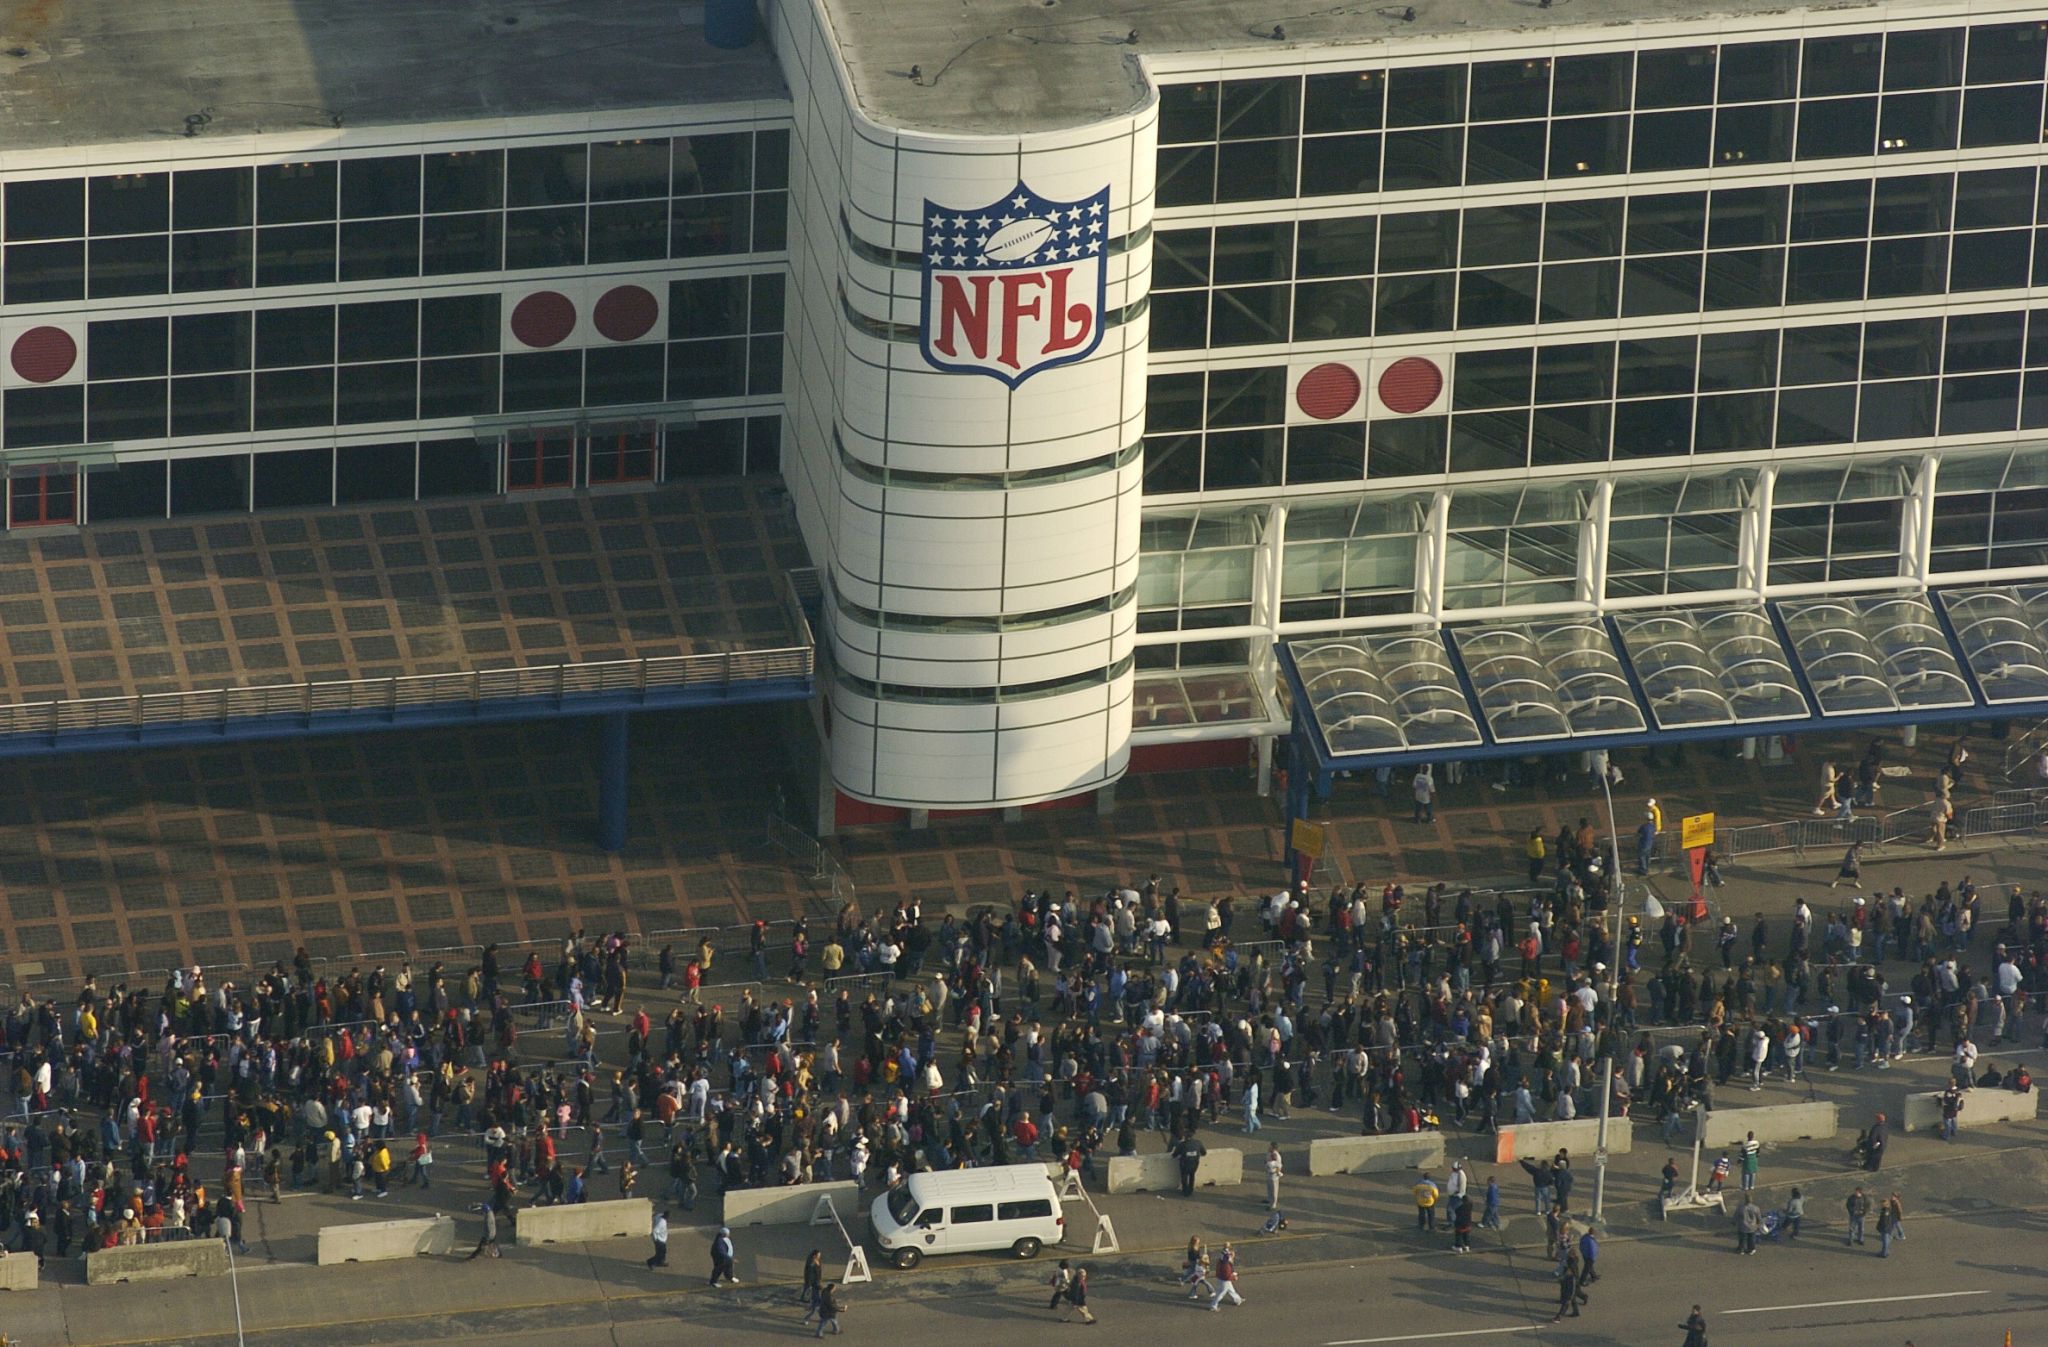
[893,1248,922,1270]
[1011,1237,1042,1259]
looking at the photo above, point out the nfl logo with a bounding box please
[920,182,1110,388]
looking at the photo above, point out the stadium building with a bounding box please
[6,0,2048,843]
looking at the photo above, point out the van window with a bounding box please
[997,1199,1054,1220]
[886,1189,918,1225]
[951,1204,995,1224]
[915,1208,944,1228]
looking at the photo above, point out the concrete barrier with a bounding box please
[1700,1102,1839,1148]
[84,1239,228,1284]
[1493,1118,1632,1165]
[513,1197,651,1245]
[316,1215,459,1265]
[1105,1147,1244,1195]
[724,1181,862,1227]
[1307,1133,1445,1177]
[1902,1087,2040,1133]
[0,1252,36,1290]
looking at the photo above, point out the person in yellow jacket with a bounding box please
[368,1139,393,1198]
[1646,797,1664,834]
[1526,829,1547,884]
[1413,1173,1441,1232]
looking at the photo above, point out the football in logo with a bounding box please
[920,181,1111,388]
[982,217,1058,262]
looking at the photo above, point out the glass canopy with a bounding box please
[1450,622,1646,743]
[1612,606,1808,730]
[1777,594,1973,715]
[1292,630,1483,756]
[1939,586,2048,703]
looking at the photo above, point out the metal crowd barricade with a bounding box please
[1961,799,2045,841]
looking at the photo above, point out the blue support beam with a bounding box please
[597,711,630,853]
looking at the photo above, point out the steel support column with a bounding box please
[597,711,630,853]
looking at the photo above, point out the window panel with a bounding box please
[1148,291,1207,350]
[1142,434,1201,494]
[1213,223,1294,283]
[1631,110,1712,172]
[588,201,669,263]
[338,299,419,363]
[589,139,671,202]
[335,361,418,423]
[1720,41,1799,102]
[170,374,251,436]
[335,442,417,504]
[1470,60,1552,121]
[421,293,500,356]
[1777,384,1859,445]
[89,173,168,235]
[1941,372,2021,434]
[670,194,750,256]
[1529,403,1610,465]
[1464,121,1546,184]
[1951,229,2031,291]
[1154,228,1212,287]
[1946,311,2025,371]
[1536,341,1614,402]
[1205,367,1286,427]
[1967,21,2048,84]
[1956,167,2036,228]
[1621,252,1701,316]
[1285,423,1366,483]
[169,454,251,516]
[421,212,502,273]
[4,386,82,448]
[1857,378,1936,439]
[1367,418,1446,477]
[1618,336,1698,396]
[1794,185,1878,250]
[1373,272,1454,334]
[418,437,501,499]
[172,312,251,374]
[1386,64,1465,126]
[1457,267,1538,328]
[1613,397,1694,459]
[255,223,337,286]
[1201,428,1283,490]
[1626,192,1706,253]
[506,144,588,207]
[1299,134,1381,196]
[1780,323,1860,384]
[1209,285,1291,345]
[1382,129,1462,191]
[5,241,84,304]
[1214,139,1297,202]
[423,151,503,212]
[1449,410,1529,472]
[7,178,83,241]
[1453,348,1533,409]
[253,447,336,510]
[1804,35,1883,96]
[173,168,253,230]
[1548,115,1628,177]
[9,467,77,528]
[1785,242,1867,303]
[1879,90,1959,152]
[1159,83,1220,143]
[1699,329,1779,390]
[1862,316,1941,378]
[338,218,420,281]
[1872,173,1953,234]
[1292,278,1373,340]
[1961,83,2044,147]
[666,337,746,400]
[88,317,167,381]
[419,355,499,418]
[1796,97,1878,158]
[1886,28,1963,89]
[257,161,336,225]
[586,344,668,405]
[255,305,335,368]
[1543,198,1623,260]
[1220,77,1300,139]
[1714,102,1793,164]
[1463,204,1542,265]
[1378,209,1458,271]
[1865,235,1946,298]
[1303,71,1384,132]
[340,156,421,219]
[87,460,168,521]
[1702,247,1784,309]
[253,367,334,430]
[505,206,585,269]
[1538,259,1618,322]
[1695,390,1774,451]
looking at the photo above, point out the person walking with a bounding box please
[1577,1224,1598,1284]
[1260,1143,1287,1233]
[1208,1242,1244,1310]
[813,1282,844,1338]
[646,1208,669,1269]
[1845,1187,1869,1246]
[1181,1239,1215,1301]
[1411,768,1436,824]
[1412,1173,1441,1231]
[1242,1078,1261,1133]
[1830,842,1863,890]
[1864,1112,1888,1171]
[1451,1194,1474,1252]
[1066,1265,1097,1325]
[1680,1305,1709,1347]
[1480,1174,1502,1230]
[1048,1259,1074,1317]
[1876,1194,1899,1257]
[466,1203,501,1260]
[1783,1187,1805,1239]
[708,1225,740,1286]
[1739,1133,1760,1192]
[1550,1238,1585,1321]
[800,1249,825,1319]
[1884,1191,1907,1243]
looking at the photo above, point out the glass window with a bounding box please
[1626,192,1706,253]
[587,344,667,405]
[1637,46,1717,108]
[1780,323,1860,385]
[1470,59,1551,121]
[1548,115,1628,177]
[86,234,168,299]
[339,217,420,281]
[9,467,77,528]
[1158,82,1220,143]
[256,223,337,286]
[1304,71,1383,132]
[673,133,752,194]
[1631,110,1712,172]
[89,173,169,235]
[590,139,671,201]
[751,273,785,332]
[1862,316,1941,378]
[1967,20,2048,83]
[418,437,501,499]
[504,206,586,269]
[1147,374,1205,431]
[6,178,83,240]
[1872,174,1953,234]
[1700,329,1779,389]
[1538,260,1618,322]
[503,350,583,412]
[1946,311,2025,371]
[1299,133,1381,196]
[667,337,746,400]
[1858,379,1936,439]
[172,312,250,374]
[424,151,503,212]
[1449,409,1528,472]
[1791,180,1872,240]
[1536,342,1613,402]
[1214,140,1296,202]
[1453,348,1533,409]
[337,300,419,364]
[588,201,668,264]
[1621,253,1701,316]
[173,167,253,230]
[1703,248,1785,309]
[1543,198,1623,260]
[1367,417,1446,477]
[1149,291,1206,350]
[1213,223,1293,282]
[1879,90,1959,152]
[1465,121,1546,184]
[4,386,82,448]
[1458,267,1537,328]
[169,453,250,516]
[1957,167,2036,228]
[666,418,747,479]
[1708,185,1789,247]
[419,356,499,418]
[340,156,421,218]
[1951,229,2031,291]
[336,362,417,423]
[1378,210,1458,272]
[506,144,588,207]
[1804,34,1883,95]
[170,374,251,436]
[1293,278,1372,340]
[1553,52,1632,114]
[1383,129,1462,191]
[1777,384,1859,445]
[671,194,750,256]
[257,161,336,224]
[335,442,417,503]
[1796,96,1878,158]
[1154,227,1212,287]
[255,305,335,368]
[421,212,502,273]
[1962,84,2044,147]
[87,460,168,522]
[1618,336,1697,396]
[1868,235,1947,298]
[172,229,252,291]
[1785,242,1866,303]
[1386,64,1465,126]
[253,447,335,509]
[4,241,84,303]
[1695,390,1773,451]
[1205,367,1286,427]
[253,367,333,429]
[89,317,168,380]
[1220,77,1300,139]
[1464,204,1542,265]
[421,293,500,357]
[1942,372,2021,434]
[1374,272,1453,334]
[1715,102,1793,164]
[1886,27,1964,89]
[1613,397,1694,460]
[1721,40,1798,101]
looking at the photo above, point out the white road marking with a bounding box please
[1721,1290,1991,1316]
[1325,1329,1541,1345]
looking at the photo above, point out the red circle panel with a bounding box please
[11,326,76,384]
[592,284,660,343]
[1294,362,1362,421]
[509,291,577,348]
[1377,356,1444,415]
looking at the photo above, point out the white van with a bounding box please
[870,1164,1065,1269]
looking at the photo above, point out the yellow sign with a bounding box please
[1681,811,1715,850]
[1290,818,1326,859]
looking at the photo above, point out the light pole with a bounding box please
[1591,759,1629,1223]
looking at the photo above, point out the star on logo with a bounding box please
[974,215,993,230]
[952,233,967,248]
[1010,194,1029,210]
[951,252,967,266]
[1065,243,1081,258]
[952,215,969,229]
[1087,200,1103,216]
[929,213,946,229]
[1087,220,1103,234]
[1086,239,1101,253]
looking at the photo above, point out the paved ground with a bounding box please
[3,714,2027,991]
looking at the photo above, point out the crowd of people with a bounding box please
[0,788,2044,1277]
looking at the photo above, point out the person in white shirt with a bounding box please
[1261,1144,1287,1232]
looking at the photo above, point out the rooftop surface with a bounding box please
[825,0,1908,133]
[0,0,788,153]
[0,480,809,710]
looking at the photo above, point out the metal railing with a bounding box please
[0,645,814,741]
[765,813,856,907]
[1701,814,1882,861]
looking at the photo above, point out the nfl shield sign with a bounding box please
[920,182,1110,387]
